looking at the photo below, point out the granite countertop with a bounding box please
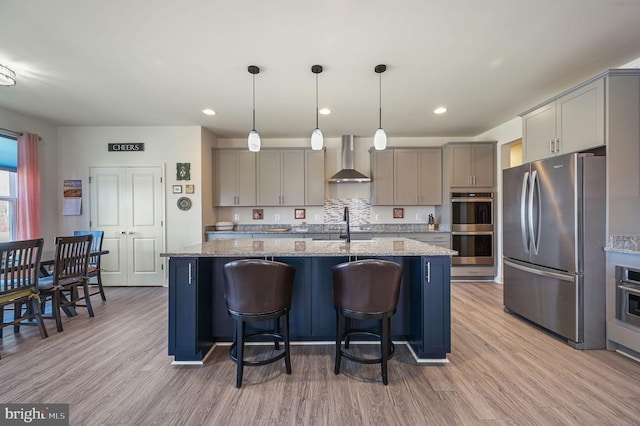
[205,223,450,234]
[605,236,640,255]
[162,237,457,258]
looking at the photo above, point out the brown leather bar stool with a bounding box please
[332,259,403,385]
[223,259,295,388]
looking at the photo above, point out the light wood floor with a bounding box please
[1,283,640,425]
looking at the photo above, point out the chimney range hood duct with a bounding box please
[328,135,371,183]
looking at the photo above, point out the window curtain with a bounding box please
[16,132,41,239]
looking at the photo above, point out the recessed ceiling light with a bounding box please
[319,108,331,115]
[434,107,447,115]
[202,109,216,116]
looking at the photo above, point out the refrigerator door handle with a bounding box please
[528,170,541,255]
[504,258,576,282]
[520,171,530,253]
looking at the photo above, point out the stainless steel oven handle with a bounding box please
[451,231,493,235]
[451,198,494,202]
[618,284,640,296]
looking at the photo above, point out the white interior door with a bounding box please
[89,166,165,286]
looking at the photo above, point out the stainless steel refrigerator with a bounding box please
[502,152,606,349]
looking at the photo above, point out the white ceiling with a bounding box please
[1,0,640,139]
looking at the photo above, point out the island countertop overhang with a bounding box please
[161,237,457,258]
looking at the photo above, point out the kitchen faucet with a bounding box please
[342,206,351,243]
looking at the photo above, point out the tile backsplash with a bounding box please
[324,198,370,225]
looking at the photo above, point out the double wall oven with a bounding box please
[451,192,494,266]
[616,265,640,328]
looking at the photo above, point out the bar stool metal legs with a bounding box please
[332,259,403,385]
[334,310,396,385]
[228,309,292,388]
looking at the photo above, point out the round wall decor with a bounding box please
[177,196,192,211]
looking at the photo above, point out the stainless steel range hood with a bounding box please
[328,135,371,183]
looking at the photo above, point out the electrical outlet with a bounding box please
[234,214,240,221]
[314,214,320,221]
[375,214,379,220]
[416,213,420,220]
[275,213,280,221]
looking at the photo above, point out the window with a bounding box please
[0,135,17,242]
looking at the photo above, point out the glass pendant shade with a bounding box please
[374,128,387,150]
[311,128,324,150]
[248,130,261,152]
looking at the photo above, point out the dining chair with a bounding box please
[38,234,94,332]
[0,238,48,358]
[73,230,106,301]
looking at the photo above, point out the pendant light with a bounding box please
[247,65,261,152]
[310,65,324,150]
[374,64,387,150]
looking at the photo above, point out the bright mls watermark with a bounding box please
[1,404,69,425]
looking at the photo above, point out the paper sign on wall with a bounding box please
[62,179,82,215]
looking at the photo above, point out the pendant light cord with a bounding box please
[315,73,319,129]
[252,73,256,131]
[378,71,382,128]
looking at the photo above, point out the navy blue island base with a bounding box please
[163,238,453,364]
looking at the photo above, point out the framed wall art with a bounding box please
[172,185,183,194]
[176,163,190,180]
[185,184,195,194]
[393,207,404,219]
[294,208,306,219]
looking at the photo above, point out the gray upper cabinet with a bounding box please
[305,149,325,206]
[417,149,443,205]
[371,148,442,205]
[394,148,442,205]
[523,78,605,163]
[215,149,256,206]
[449,143,495,188]
[370,149,394,205]
[257,149,305,206]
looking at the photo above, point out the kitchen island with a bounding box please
[162,237,456,364]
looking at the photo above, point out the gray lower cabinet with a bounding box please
[407,233,451,249]
[206,232,253,241]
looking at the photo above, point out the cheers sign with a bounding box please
[108,143,145,152]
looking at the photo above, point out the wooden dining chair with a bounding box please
[38,234,94,332]
[0,238,48,358]
[73,230,106,301]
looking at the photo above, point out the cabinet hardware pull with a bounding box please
[121,231,126,235]
[550,139,554,154]
[426,261,431,283]
[188,263,192,284]
[555,138,560,153]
